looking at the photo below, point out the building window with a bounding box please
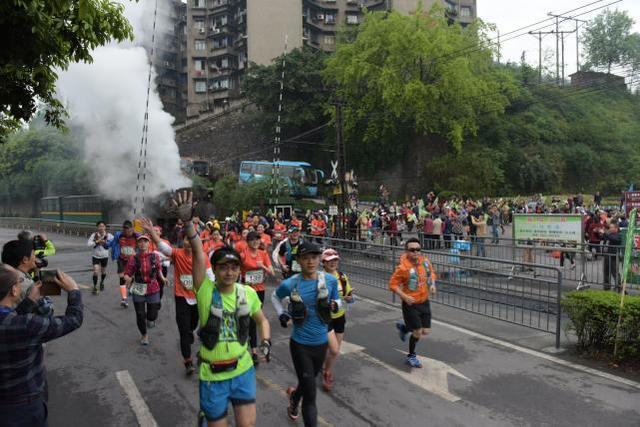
[323,35,335,45]
[211,14,228,29]
[210,78,231,91]
[346,14,359,25]
[194,19,205,30]
[194,80,206,93]
[194,40,206,51]
[212,36,229,49]
[460,6,471,17]
[194,0,205,8]
[325,13,335,24]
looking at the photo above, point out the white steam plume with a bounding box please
[56,0,189,203]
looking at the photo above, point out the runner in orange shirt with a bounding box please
[240,231,275,366]
[234,228,249,254]
[257,224,272,251]
[141,218,216,375]
[389,237,437,369]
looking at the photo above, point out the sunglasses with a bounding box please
[407,248,422,253]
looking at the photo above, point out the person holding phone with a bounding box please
[0,264,83,426]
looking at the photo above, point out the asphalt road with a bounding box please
[2,228,638,427]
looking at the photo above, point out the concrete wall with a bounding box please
[248,0,303,66]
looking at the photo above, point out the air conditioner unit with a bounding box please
[214,28,221,34]
[199,28,205,34]
[317,13,324,20]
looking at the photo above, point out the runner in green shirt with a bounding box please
[175,191,271,427]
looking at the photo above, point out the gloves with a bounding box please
[279,313,291,328]
[259,339,272,362]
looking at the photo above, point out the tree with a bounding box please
[582,9,640,73]
[323,7,517,172]
[243,47,331,140]
[0,0,134,141]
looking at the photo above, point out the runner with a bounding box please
[320,248,354,391]
[173,191,271,427]
[256,224,272,251]
[271,241,341,426]
[123,234,168,345]
[110,220,139,308]
[272,218,287,246]
[389,237,437,368]
[273,226,304,279]
[240,231,275,366]
[204,229,225,257]
[87,221,113,295]
[141,218,216,375]
[234,229,249,254]
[310,214,327,245]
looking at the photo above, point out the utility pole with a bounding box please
[555,16,559,85]
[548,13,586,74]
[529,30,555,84]
[334,101,347,239]
[497,29,501,64]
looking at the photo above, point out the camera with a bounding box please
[35,253,48,268]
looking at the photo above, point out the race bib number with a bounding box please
[131,282,147,296]
[291,260,302,272]
[180,274,194,290]
[122,246,135,256]
[245,269,264,285]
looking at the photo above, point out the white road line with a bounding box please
[116,370,159,427]
[358,296,640,391]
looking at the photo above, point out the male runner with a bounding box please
[272,241,341,427]
[273,226,304,279]
[87,221,113,294]
[389,237,437,368]
[110,220,138,308]
[173,191,271,427]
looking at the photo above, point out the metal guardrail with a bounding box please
[0,217,120,239]
[310,235,563,348]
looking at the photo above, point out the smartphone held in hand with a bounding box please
[37,269,61,296]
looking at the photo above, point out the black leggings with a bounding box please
[134,301,160,335]
[249,290,265,349]
[175,296,199,360]
[290,339,328,427]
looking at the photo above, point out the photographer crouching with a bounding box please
[0,241,83,426]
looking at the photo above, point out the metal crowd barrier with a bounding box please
[310,234,563,348]
[0,217,120,239]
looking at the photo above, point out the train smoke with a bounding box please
[56,0,189,204]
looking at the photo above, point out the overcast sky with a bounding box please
[477,0,640,77]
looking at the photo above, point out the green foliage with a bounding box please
[243,47,331,139]
[211,176,275,217]
[0,127,91,201]
[562,290,640,361]
[582,9,640,73]
[324,7,517,172]
[0,0,134,141]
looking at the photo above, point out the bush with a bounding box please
[562,290,640,360]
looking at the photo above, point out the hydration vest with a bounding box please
[133,253,158,284]
[199,283,251,351]
[284,238,304,265]
[408,259,432,292]
[289,272,331,325]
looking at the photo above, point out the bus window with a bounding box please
[240,162,251,175]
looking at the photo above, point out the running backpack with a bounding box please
[199,283,250,350]
[134,253,158,284]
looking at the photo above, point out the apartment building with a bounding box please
[182,0,477,119]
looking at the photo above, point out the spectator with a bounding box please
[0,264,83,426]
[602,222,622,292]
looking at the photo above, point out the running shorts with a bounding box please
[92,257,108,268]
[328,315,346,334]
[117,258,128,274]
[199,367,256,422]
[402,300,431,331]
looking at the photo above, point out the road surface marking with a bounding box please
[116,370,158,427]
[340,341,470,402]
[256,373,333,427]
[359,296,640,391]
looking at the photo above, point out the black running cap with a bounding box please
[297,241,322,257]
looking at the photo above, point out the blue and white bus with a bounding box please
[239,160,324,198]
